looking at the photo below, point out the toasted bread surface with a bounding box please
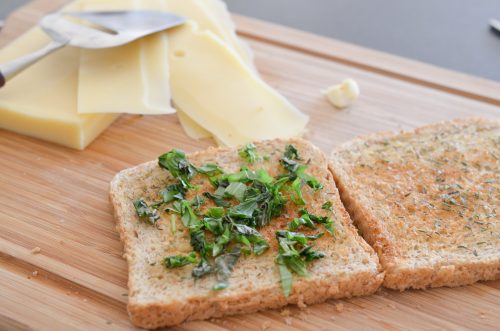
[110,138,383,328]
[330,118,500,290]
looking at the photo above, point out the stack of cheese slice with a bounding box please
[0,0,308,149]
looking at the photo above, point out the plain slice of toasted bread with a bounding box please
[330,118,500,291]
[110,138,383,329]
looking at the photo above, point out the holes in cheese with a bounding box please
[173,50,187,58]
[168,23,309,146]
[173,0,255,67]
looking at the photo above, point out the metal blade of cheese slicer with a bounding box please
[0,10,185,87]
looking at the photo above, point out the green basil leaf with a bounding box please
[283,254,309,277]
[288,215,316,231]
[197,163,224,176]
[159,183,185,203]
[233,223,261,236]
[178,201,200,228]
[291,177,306,205]
[283,144,300,160]
[190,229,206,255]
[158,149,197,188]
[206,207,225,218]
[192,258,213,278]
[251,237,269,255]
[212,226,232,257]
[224,182,247,202]
[299,245,326,262]
[212,246,241,291]
[133,198,160,225]
[321,201,333,211]
[203,217,224,235]
[238,143,260,163]
[228,200,258,219]
[164,252,197,268]
[276,255,293,297]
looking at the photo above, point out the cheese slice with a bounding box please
[77,0,173,114]
[165,0,255,139]
[165,0,253,65]
[177,110,211,139]
[169,23,308,146]
[198,0,254,66]
[77,0,253,115]
[0,28,118,149]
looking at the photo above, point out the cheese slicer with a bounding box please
[0,10,185,87]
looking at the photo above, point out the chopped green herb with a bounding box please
[158,149,197,188]
[299,209,334,235]
[203,188,230,207]
[299,245,326,261]
[192,258,213,278]
[203,217,224,235]
[211,225,232,257]
[321,201,333,211]
[233,223,261,236]
[239,143,260,163]
[275,229,326,294]
[288,215,316,231]
[170,214,177,234]
[277,236,309,277]
[295,165,323,191]
[283,144,300,160]
[206,207,225,218]
[164,252,197,268]
[197,163,224,176]
[276,255,293,297]
[150,144,330,295]
[190,229,206,255]
[212,246,241,290]
[190,196,205,210]
[291,177,306,205]
[229,200,258,219]
[133,198,160,225]
[279,146,323,206]
[169,200,200,229]
[224,182,247,201]
[251,237,269,255]
[276,230,324,244]
[280,157,300,173]
[160,183,185,203]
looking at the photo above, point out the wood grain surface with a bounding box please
[0,1,499,330]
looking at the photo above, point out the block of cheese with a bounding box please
[77,0,174,114]
[0,10,118,149]
[169,23,308,146]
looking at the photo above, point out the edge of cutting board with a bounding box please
[2,0,498,107]
[233,14,500,106]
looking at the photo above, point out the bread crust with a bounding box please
[330,117,500,290]
[110,138,383,328]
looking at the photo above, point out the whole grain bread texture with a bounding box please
[330,118,500,291]
[110,138,383,329]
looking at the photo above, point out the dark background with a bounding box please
[2,0,499,82]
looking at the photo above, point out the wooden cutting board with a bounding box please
[1,1,499,330]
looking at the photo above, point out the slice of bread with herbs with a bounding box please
[110,138,383,329]
[330,118,500,291]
